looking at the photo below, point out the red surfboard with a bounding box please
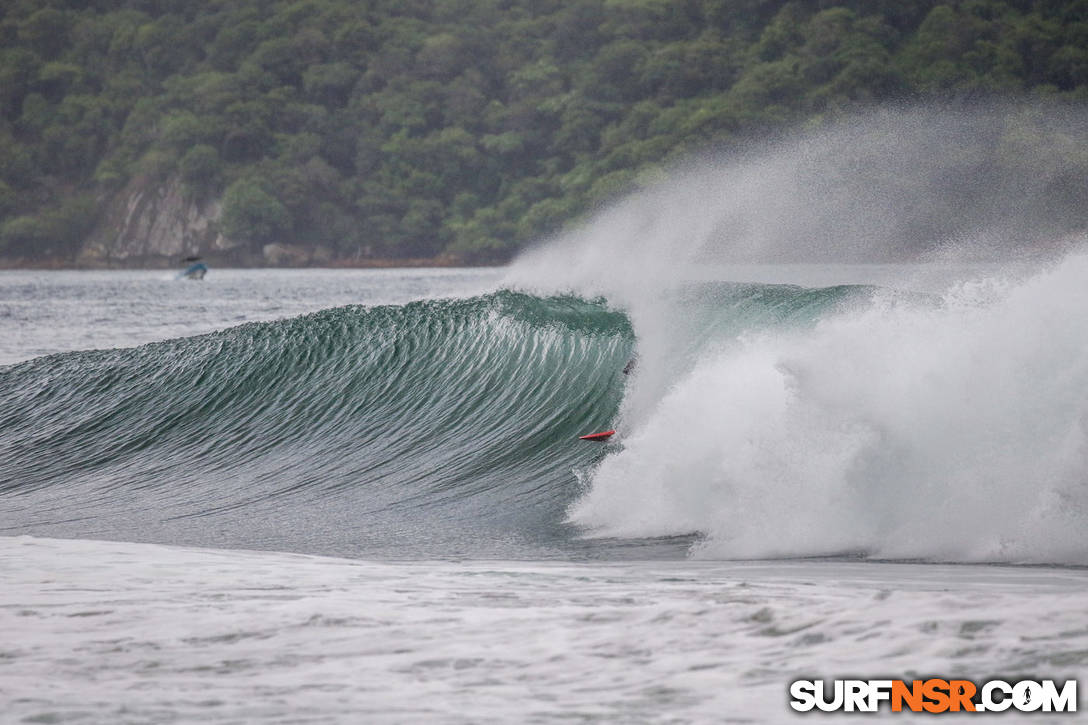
[579,430,615,441]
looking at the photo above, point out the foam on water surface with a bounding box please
[3,536,1086,723]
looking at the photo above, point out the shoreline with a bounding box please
[0,255,504,271]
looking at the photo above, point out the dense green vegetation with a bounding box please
[1,0,1087,263]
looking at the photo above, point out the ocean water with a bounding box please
[0,268,501,367]
[2,259,1086,723]
[5,536,1086,724]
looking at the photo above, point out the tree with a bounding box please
[178,144,221,192]
[220,178,291,243]
[4,0,1088,265]
[19,8,70,59]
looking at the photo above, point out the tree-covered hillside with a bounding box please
[1,0,1087,265]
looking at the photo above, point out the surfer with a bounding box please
[579,358,634,441]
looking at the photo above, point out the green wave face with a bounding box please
[0,292,631,556]
[0,285,850,558]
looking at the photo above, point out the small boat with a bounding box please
[177,257,207,280]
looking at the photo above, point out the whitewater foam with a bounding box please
[504,104,1088,565]
[5,536,1087,724]
[566,255,1088,563]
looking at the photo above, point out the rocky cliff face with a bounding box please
[79,175,236,266]
[78,176,342,267]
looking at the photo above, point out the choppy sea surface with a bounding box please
[0,268,501,366]
[2,264,1086,723]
